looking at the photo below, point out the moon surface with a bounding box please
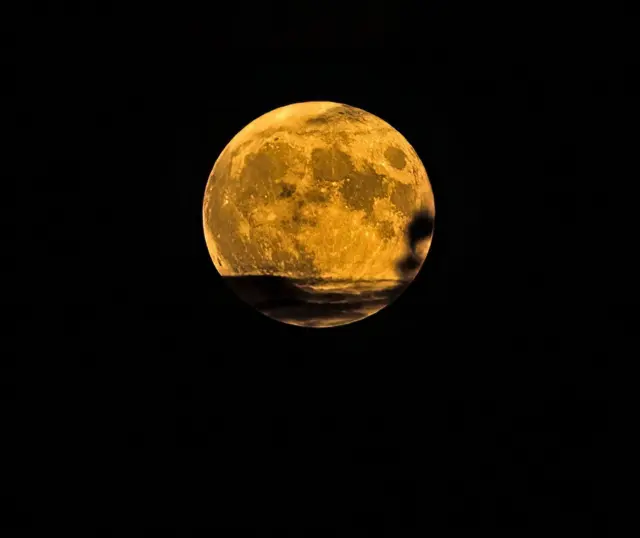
[203,101,435,327]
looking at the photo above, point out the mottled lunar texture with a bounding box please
[203,102,435,327]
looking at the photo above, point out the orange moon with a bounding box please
[203,101,435,327]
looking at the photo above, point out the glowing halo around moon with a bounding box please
[202,101,435,328]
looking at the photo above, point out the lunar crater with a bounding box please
[384,146,407,170]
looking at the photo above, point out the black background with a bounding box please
[3,2,621,535]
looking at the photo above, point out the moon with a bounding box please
[203,101,435,327]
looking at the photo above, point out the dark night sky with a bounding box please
[4,2,623,535]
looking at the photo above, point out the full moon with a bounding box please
[203,101,435,327]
